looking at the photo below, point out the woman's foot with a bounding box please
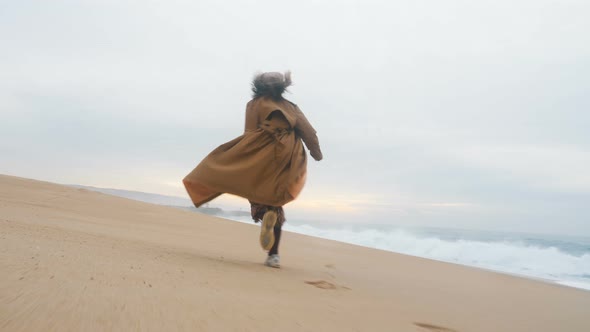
[259,210,277,250]
[264,254,281,268]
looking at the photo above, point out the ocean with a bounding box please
[228,215,590,291]
[283,221,590,291]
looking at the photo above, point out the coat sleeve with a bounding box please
[244,100,258,133]
[294,106,323,161]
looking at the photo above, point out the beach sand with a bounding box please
[1,174,589,331]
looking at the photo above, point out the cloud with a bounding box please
[1,0,589,235]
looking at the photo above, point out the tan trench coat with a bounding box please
[183,97,322,207]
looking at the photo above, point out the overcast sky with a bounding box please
[1,0,589,235]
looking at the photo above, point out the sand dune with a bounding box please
[1,174,589,331]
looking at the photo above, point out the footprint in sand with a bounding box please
[304,280,350,290]
[414,322,457,332]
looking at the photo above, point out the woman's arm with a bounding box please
[294,106,323,161]
[244,100,258,133]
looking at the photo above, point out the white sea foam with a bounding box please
[282,223,590,291]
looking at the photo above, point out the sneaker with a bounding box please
[259,210,277,251]
[264,254,281,268]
